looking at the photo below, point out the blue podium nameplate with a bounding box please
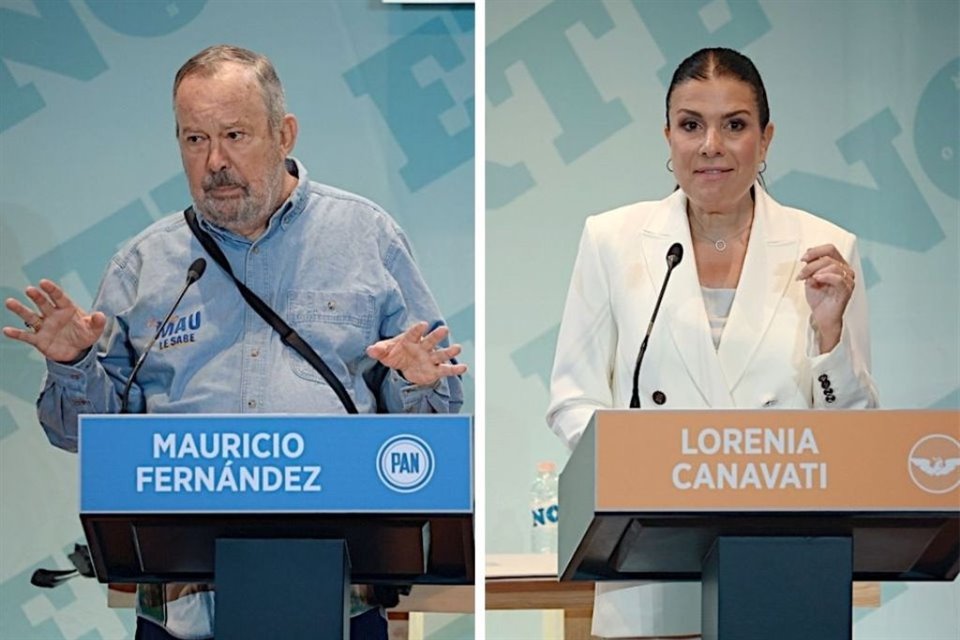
[79,414,472,514]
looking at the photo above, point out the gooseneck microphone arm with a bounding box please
[120,258,207,414]
[629,243,683,409]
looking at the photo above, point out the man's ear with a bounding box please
[279,114,298,155]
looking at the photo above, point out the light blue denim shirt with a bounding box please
[38,157,463,450]
[37,158,462,636]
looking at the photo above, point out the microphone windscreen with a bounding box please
[187,257,207,284]
[667,242,684,266]
[30,568,77,589]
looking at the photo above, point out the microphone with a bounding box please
[30,543,94,588]
[120,258,206,413]
[629,243,683,409]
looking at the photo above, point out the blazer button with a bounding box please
[818,374,829,383]
[825,395,836,403]
[652,391,667,405]
[824,387,834,396]
[820,379,831,389]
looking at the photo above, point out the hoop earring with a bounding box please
[666,158,674,173]
[758,160,767,174]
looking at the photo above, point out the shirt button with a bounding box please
[251,348,260,358]
[247,400,257,409]
[252,246,260,255]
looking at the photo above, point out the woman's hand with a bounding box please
[797,244,855,353]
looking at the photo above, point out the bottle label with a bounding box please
[531,503,559,527]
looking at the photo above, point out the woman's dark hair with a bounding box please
[665,48,770,130]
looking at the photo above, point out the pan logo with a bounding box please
[377,435,435,493]
[908,434,960,495]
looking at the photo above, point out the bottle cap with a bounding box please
[536,461,556,473]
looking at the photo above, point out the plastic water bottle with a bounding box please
[530,461,559,554]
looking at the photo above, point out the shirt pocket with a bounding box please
[283,290,377,383]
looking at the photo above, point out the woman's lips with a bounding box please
[694,168,733,180]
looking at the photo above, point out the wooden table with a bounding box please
[484,554,880,640]
[111,554,880,639]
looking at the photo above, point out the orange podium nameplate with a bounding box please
[558,410,959,583]
[594,410,959,511]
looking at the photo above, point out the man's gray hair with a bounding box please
[173,45,286,135]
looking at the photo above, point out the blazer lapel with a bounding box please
[640,191,734,407]
[717,187,800,390]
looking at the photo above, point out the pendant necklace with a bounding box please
[691,215,753,252]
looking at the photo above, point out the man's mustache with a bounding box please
[203,170,248,192]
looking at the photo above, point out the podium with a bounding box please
[558,410,959,640]
[79,414,473,639]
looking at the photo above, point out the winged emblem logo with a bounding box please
[910,456,960,477]
[907,435,960,494]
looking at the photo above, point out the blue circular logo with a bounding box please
[376,435,435,493]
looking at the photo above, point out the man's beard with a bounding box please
[196,167,283,233]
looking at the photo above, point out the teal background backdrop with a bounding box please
[0,1,473,638]
[487,0,958,638]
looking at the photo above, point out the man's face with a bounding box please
[174,63,293,237]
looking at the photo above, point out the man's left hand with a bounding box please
[366,321,467,386]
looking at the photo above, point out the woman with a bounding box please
[546,48,879,639]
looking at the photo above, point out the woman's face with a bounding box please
[664,76,774,216]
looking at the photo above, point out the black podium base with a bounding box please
[215,538,350,640]
[702,536,853,640]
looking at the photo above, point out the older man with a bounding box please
[4,45,466,640]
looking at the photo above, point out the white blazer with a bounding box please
[547,186,878,638]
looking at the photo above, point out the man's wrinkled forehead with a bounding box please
[174,65,270,133]
[175,62,258,103]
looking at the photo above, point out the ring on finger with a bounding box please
[24,316,43,332]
